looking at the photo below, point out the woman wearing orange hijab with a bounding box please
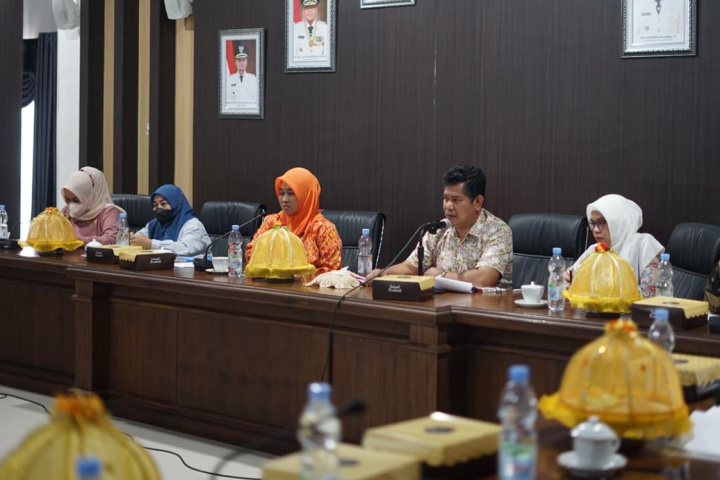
[246,167,342,273]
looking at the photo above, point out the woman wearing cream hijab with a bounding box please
[568,194,664,298]
[61,167,124,245]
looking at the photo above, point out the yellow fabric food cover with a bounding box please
[564,243,642,314]
[0,392,161,480]
[18,207,83,252]
[538,319,691,440]
[245,224,317,280]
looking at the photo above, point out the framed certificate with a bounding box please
[286,0,337,73]
[219,28,265,119]
[622,0,697,58]
[361,0,415,8]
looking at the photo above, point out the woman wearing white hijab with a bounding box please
[61,167,125,245]
[568,194,664,298]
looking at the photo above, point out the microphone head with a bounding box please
[339,398,366,416]
[439,218,451,229]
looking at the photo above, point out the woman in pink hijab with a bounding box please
[61,167,124,245]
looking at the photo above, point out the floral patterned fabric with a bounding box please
[705,265,720,314]
[407,209,513,286]
[638,256,661,298]
[246,213,342,274]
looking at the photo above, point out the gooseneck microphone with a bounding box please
[193,213,265,271]
[417,218,451,276]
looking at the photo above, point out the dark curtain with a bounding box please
[22,39,37,107]
[31,33,57,215]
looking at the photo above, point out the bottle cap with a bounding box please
[653,308,669,322]
[76,456,102,477]
[307,382,332,401]
[362,228,370,235]
[0,205,5,210]
[119,212,126,218]
[553,247,562,255]
[661,253,670,261]
[508,364,530,383]
[232,224,240,231]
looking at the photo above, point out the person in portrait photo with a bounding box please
[226,42,258,107]
[293,0,328,59]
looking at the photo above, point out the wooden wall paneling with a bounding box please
[0,1,22,238]
[176,309,327,429]
[108,300,178,401]
[149,0,176,190]
[80,0,106,171]
[74,280,111,391]
[113,0,140,193]
[137,0,151,194]
[175,17,194,199]
[190,0,720,265]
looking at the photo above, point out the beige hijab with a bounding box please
[62,167,123,222]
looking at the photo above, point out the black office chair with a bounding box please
[198,201,266,256]
[665,223,720,300]
[508,213,589,288]
[110,194,153,233]
[321,210,386,273]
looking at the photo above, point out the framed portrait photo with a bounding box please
[360,0,415,9]
[622,0,697,58]
[286,0,337,73]
[219,28,265,118]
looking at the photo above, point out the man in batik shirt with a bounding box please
[368,164,513,287]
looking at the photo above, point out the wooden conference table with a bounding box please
[1,250,719,457]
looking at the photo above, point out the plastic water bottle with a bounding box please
[655,253,674,298]
[115,212,129,245]
[357,228,373,276]
[547,247,566,312]
[648,308,675,353]
[0,205,8,240]
[76,456,102,480]
[298,382,341,480]
[228,224,243,278]
[498,365,537,480]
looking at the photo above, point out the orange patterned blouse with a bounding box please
[245,213,342,274]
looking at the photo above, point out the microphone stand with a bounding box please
[417,223,445,277]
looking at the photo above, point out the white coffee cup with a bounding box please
[211,256,229,272]
[521,282,544,304]
[571,416,620,470]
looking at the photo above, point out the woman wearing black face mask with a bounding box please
[130,184,210,255]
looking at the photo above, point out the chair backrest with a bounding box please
[665,222,720,300]
[198,201,267,256]
[508,213,589,288]
[321,210,386,273]
[110,194,153,233]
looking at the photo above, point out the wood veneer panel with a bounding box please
[176,309,327,428]
[190,0,720,266]
[108,300,178,402]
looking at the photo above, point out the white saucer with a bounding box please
[205,268,228,274]
[557,451,627,478]
[514,299,548,308]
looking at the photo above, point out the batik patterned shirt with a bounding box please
[407,209,513,286]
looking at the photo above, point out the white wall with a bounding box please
[56,32,81,207]
[23,0,57,39]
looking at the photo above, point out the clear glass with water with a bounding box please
[115,212,129,245]
[0,205,9,240]
[655,253,674,297]
[228,224,242,278]
[648,308,675,353]
[547,247,566,311]
[298,382,341,480]
[357,228,373,276]
[498,365,537,480]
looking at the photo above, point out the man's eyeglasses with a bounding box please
[589,219,607,232]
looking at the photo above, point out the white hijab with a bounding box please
[571,194,664,281]
[62,167,124,221]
